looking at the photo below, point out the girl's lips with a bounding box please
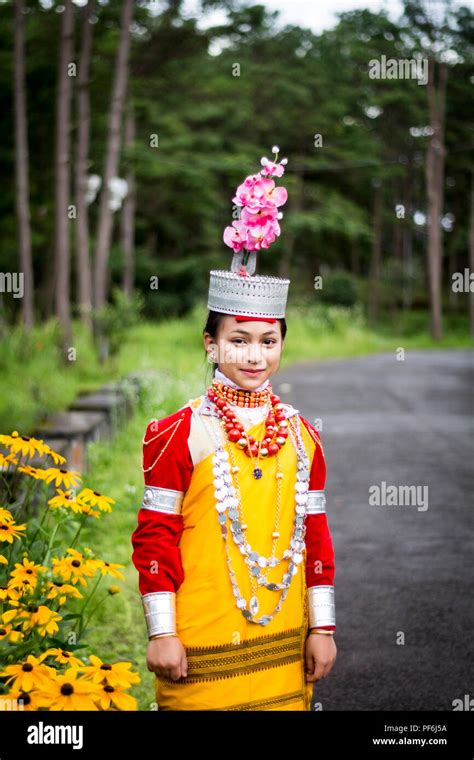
[240,369,264,374]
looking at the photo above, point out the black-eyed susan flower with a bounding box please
[0,654,55,691]
[90,559,125,580]
[38,648,84,668]
[6,576,36,595]
[52,548,96,587]
[17,464,48,481]
[96,683,138,711]
[77,488,115,513]
[2,688,43,710]
[0,452,18,468]
[0,434,16,447]
[8,558,47,589]
[0,508,14,524]
[35,668,101,711]
[46,581,83,605]
[11,604,62,637]
[43,468,81,489]
[48,489,86,513]
[0,519,26,544]
[80,656,140,689]
[78,503,101,519]
[6,433,50,459]
[0,585,20,602]
[0,554,8,565]
[0,620,24,644]
[42,445,66,466]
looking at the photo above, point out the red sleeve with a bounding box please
[131,407,193,596]
[300,416,336,631]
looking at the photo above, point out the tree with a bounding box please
[120,99,136,297]
[75,0,95,331]
[53,0,75,352]
[93,0,134,311]
[13,0,34,328]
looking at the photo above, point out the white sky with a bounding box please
[186,0,405,33]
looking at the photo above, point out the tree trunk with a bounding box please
[14,0,34,328]
[54,0,74,353]
[75,0,95,331]
[425,56,447,340]
[367,182,383,324]
[470,169,474,337]
[93,0,134,311]
[402,159,413,311]
[121,100,136,297]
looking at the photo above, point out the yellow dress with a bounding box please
[155,411,316,711]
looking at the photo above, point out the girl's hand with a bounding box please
[305,632,337,682]
[146,636,188,681]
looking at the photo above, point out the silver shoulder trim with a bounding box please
[142,486,184,515]
[306,489,326,514]
[307,585,336,627]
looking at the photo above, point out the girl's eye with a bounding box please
[231,339,276,345]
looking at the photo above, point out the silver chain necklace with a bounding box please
[195,404,311,626]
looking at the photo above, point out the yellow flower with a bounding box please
[0,621,24,644]
[0,554,8,565]
[0,654,55,691]
[46,580,83,605]
[17,464,48,480]
[38,648,84,668]
[2,688,43,710]
[0,519,26,544]
[91,559,125,580]
[52,548,96,587]
[78,503,101,519]
[48,489,86,513]
[43,468,81,489]
[0,452,18,467]
[43,444,66,466]
[96,683,138,711]
[80,655,141,689]
[108,585,122,595]
[0,508,14,524]
[35,668,101,711]
[9,603,62,637]
[9,558,47,589]
[0,585,20,602]
[5,433,50,459]
[77,488,115,513]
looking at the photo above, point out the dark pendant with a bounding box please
[253,467,263,479]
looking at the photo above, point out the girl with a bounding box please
[131,150,337,711]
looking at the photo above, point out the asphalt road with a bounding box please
[275,349,474,711]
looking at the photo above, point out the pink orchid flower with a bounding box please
[260,157,286,177]
[223,148,288,255]
[223,220,248,252]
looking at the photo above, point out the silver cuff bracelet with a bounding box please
[142,591,177,637]
[307,585,336,627]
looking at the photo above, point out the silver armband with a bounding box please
[307,585,335,628]
[142,591,176,637]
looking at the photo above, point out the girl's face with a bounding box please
[203,316,284,390]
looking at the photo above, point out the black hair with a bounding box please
[202,310,287,385]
